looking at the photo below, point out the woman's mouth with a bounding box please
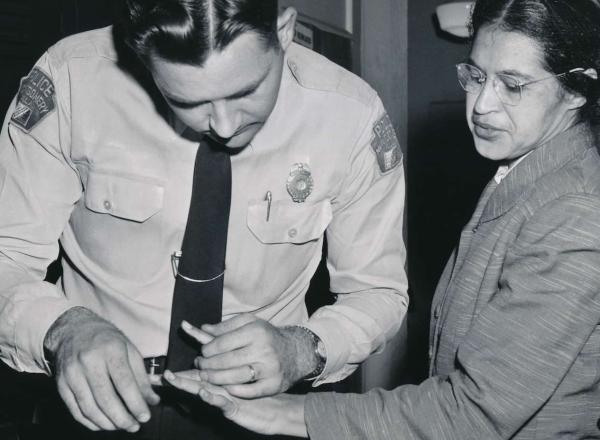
[473,120,503,139]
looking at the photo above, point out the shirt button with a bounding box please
[288,228,298,238]
[103,200,112,210]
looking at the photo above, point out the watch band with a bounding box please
[294,325,327,380]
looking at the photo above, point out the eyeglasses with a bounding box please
[456,63,585,106]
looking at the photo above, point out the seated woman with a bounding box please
[163,0,600,437]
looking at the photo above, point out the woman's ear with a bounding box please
[277,7,298,52]
[565,92,587,111]
[565,68,598,110]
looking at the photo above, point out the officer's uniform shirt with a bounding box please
[0,27,408,384]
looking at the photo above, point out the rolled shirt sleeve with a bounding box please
[305,97,409,385]
[0,52,82,373]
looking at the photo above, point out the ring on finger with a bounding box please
[247,364,257,383]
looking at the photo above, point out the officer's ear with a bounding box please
[276,7,297,52]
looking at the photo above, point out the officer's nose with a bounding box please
[209,100,238,140]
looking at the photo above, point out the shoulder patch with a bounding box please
[11,67,56,132]
[371,113,402,173]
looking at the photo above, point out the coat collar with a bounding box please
[480,123,597,223]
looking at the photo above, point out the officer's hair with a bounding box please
[470,0,600,125]
[118,0,280,66]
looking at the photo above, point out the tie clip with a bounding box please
[171,251,225,283]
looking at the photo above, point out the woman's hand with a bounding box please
[162,369,308,438]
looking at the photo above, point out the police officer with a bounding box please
[0,1,408,439]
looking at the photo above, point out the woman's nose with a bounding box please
[473,78,503,114]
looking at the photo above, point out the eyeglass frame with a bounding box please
[456,62,586,106]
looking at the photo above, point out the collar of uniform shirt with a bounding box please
[494,151,533,184]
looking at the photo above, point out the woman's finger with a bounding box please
[163,369,202,395]
[198,387,236,414]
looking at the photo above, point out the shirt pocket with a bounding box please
[84,171,165,222]
[247,199,332,244]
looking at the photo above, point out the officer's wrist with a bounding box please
[43,306,101,373]
[289,325,326,381]
[44,307,89,348]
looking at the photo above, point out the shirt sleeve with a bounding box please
[0,52,82,374]
[304,95,409,385]
[305,193,600,438]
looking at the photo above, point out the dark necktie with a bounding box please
[166,138,231,371]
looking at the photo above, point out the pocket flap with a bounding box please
[85,171,164,222]
[247,199,332,244]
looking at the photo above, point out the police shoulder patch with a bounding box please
[11,67,56,132]
[371,113,402,173]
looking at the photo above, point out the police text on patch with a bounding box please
[11,67,56,132]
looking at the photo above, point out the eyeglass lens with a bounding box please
[456,63,522,105]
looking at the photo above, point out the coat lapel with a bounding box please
[480,123,596,224]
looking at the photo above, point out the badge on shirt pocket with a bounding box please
[286,163,313,203]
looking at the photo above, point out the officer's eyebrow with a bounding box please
[163,71,268,109]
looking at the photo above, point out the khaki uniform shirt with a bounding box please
[0,27,408,384]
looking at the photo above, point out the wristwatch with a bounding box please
[295,326,327,380]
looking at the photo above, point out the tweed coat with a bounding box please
[306,123,600,439]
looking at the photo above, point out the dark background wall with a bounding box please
[405,0,495,381]
[0,0,114,118]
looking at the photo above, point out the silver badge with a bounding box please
[286,163,313,203]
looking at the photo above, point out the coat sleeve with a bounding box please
[305,193,600,439]
[0,52,82,374]
[305,95,409,385]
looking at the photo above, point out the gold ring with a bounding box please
[247,364,257,383]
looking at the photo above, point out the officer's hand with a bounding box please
[162,369,308,437]
[181,315,317,398]
[44,307,160,432]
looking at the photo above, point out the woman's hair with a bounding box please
[116,0,279,66]
[470,0,600,124]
